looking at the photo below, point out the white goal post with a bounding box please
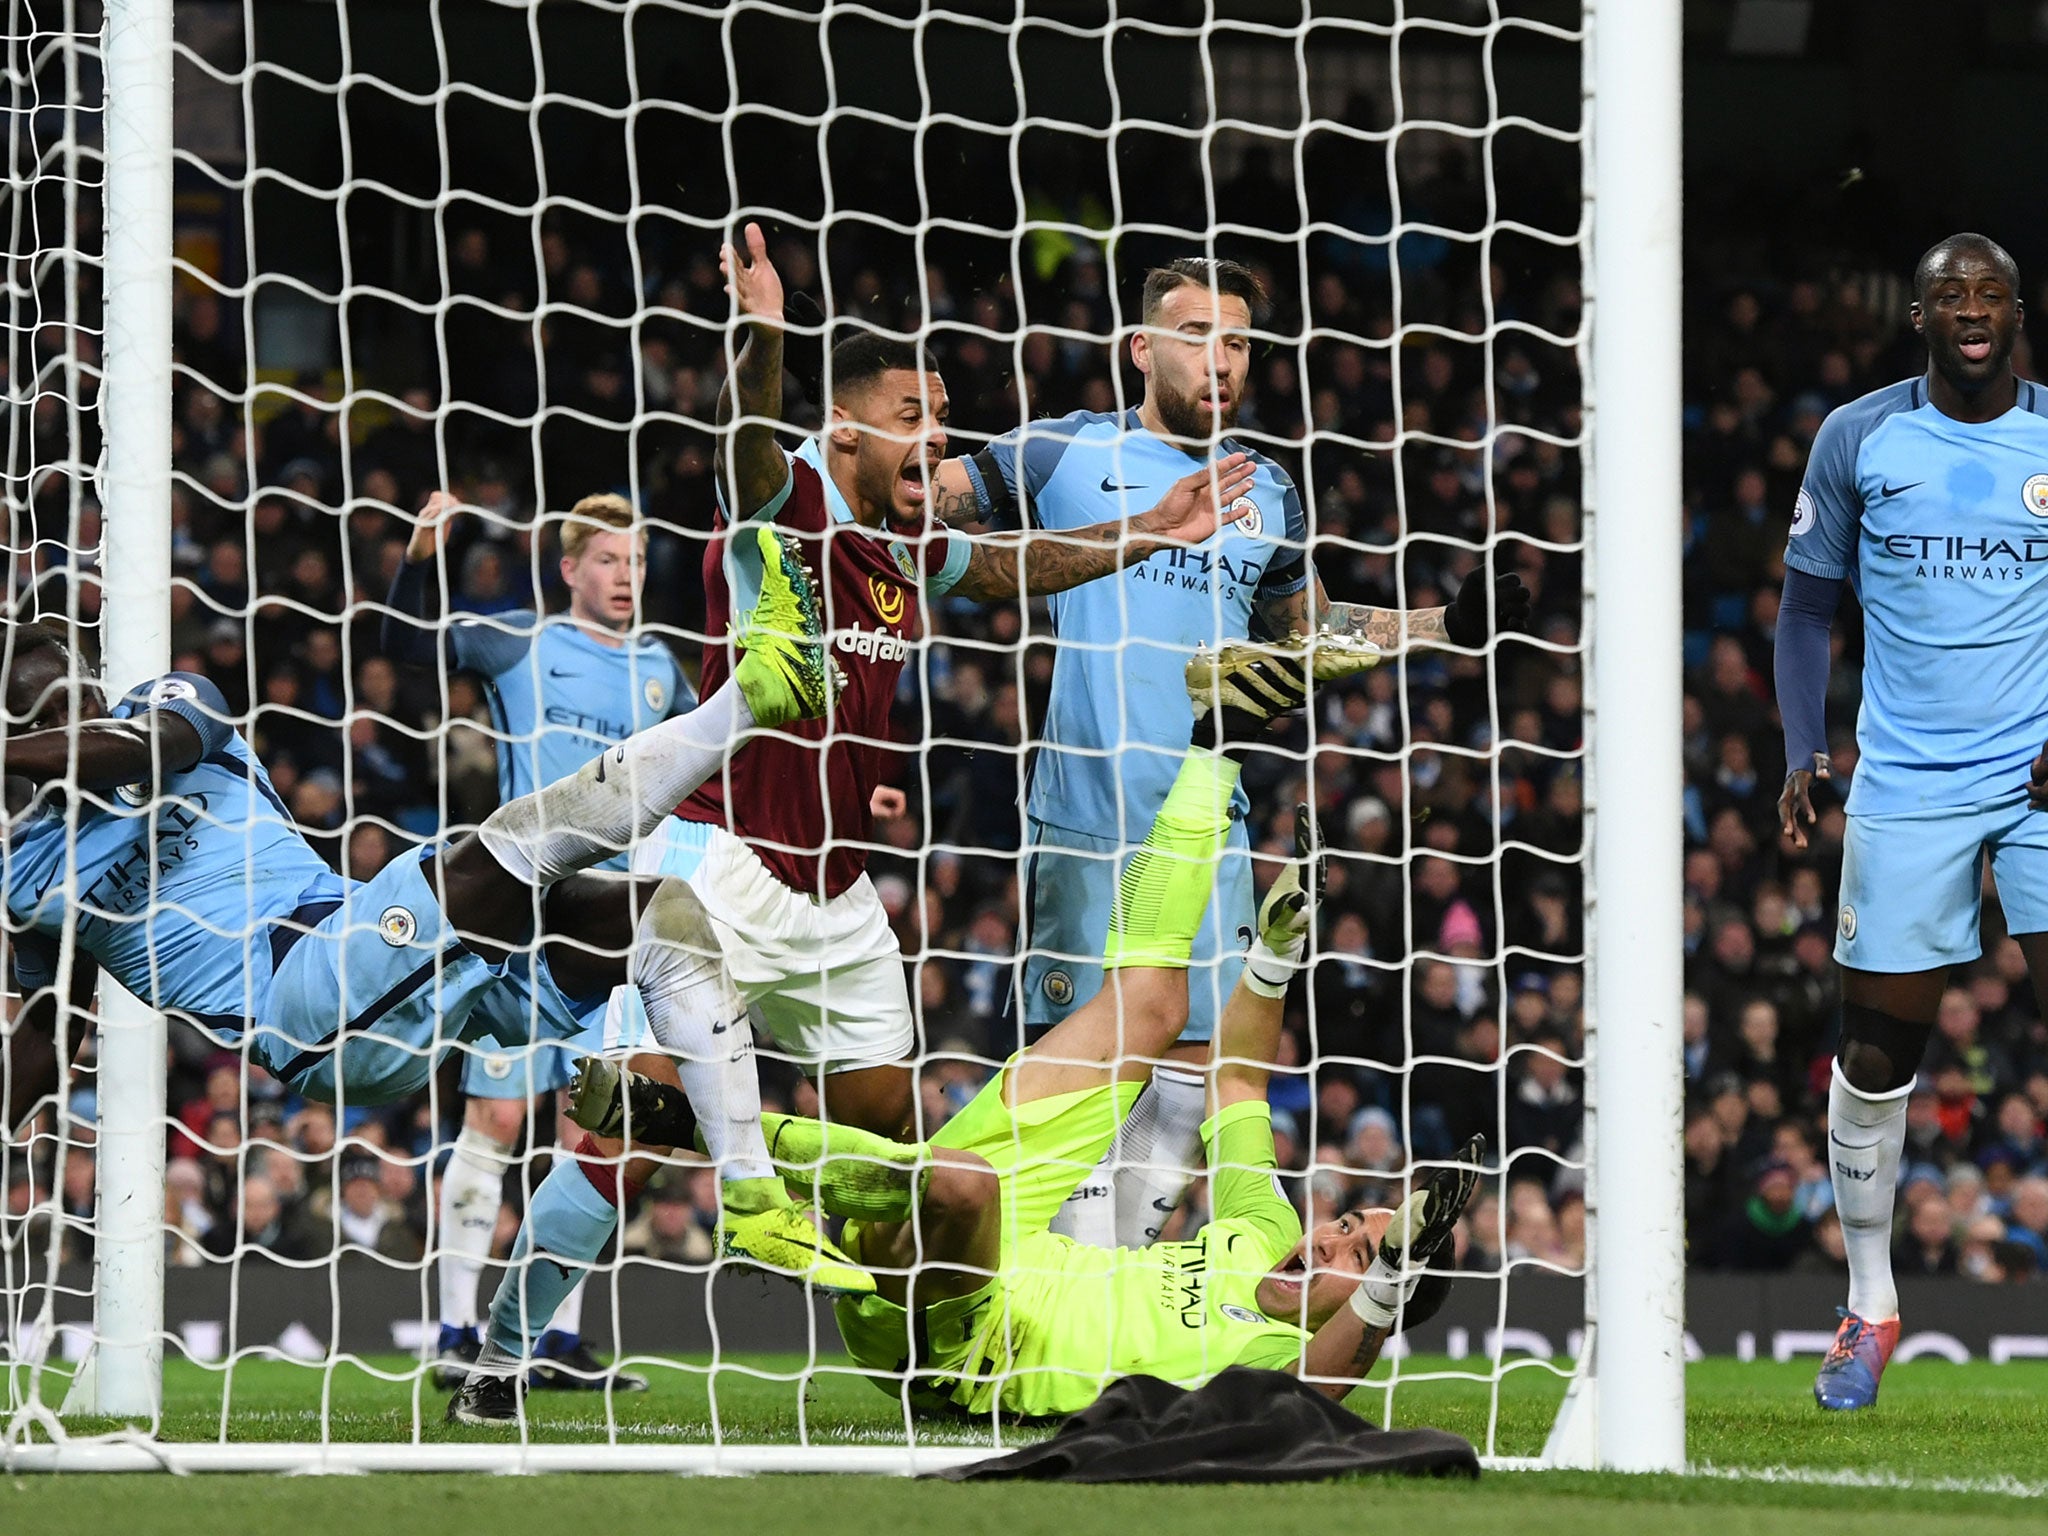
[4,0,1682,1473]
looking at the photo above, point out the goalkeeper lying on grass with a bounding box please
[577,634,1480,1417]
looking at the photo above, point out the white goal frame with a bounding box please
[34,0,1684,1474]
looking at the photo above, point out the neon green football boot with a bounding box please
[733,524,833,727]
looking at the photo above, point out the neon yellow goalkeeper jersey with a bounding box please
[939,1100,1311,1419]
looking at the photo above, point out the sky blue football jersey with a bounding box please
[4,673,343,1028]
[1786,376,2048,814]
[451,613,692,815]
[968,409,1310,843]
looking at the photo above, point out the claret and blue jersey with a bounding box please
[1787,377,2048,814]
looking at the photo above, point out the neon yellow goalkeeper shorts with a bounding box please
[832,1063,1142,1413]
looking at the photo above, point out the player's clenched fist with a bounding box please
[405,489,467,565]
[721,220,785,326]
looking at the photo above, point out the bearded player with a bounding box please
[924,258,1530,1247]
[385,489,695,1392]
[444,223,1271,1424]
[576,645,1479,1416]
[1777,232,2048,1410]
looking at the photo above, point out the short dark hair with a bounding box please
[1913,232,2020,296]
[827,329,936,402]
[1141,258,1270,325]
[6,619,69,668]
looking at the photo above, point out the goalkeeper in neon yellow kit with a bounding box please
[573,634,1481,1415]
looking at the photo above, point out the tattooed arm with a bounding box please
[928,459,989,532]
[1295,1307,1396,1401]
[1254,576,1451,652]
[711,222,793,521]
[947,455,1258,602]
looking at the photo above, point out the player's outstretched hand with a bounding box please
[1441,570,1533,648]
[405,489,466,565]
[1133,453,1256,547]
[721,220,784,326]
[1778,752,1832,849]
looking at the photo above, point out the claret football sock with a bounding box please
[478,681,753,886]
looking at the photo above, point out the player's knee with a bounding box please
[825,1063,915,1141]
[1839,1003,1931,1095]
[920,1154,998,1226]
[467,1096,526,1148]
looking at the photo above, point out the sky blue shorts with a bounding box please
[1836,792,2048,972]
[254,849,591,1105]
[458,816,714,1099]
[1022,814,1253,1045]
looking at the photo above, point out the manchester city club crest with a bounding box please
[1838,904,1856,942]
[1043,969,1075,1007]
[1227,495,1263,538]
[644,676,666,712]
[1220,1304,1265,1325]
[2023,474,2048,517]
[379,905,418,947]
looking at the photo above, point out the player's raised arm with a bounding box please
[945,453,1257,601]
[1210,803,1319,1115]
[1293,1142,1481,1400]
[713,221,794,522]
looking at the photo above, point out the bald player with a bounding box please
[1777,232,2048,1410]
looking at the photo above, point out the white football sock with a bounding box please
[1828,1060,1910,1322]
[438,1126,511,1332]
[1109,1064,1208,1246]
[633,878,773,1185]
[1050,1064,1208,1249]
[479,682,751,886]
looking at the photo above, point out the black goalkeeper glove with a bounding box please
[1442,571,1533,649]
[1349,1134,1486,1330]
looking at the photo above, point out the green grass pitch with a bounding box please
[4,1356,2043,1535]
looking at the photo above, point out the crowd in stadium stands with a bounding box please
[6,211,2046,1291]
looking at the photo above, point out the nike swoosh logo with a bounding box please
[592,747,623,784]
[1100,476,1146,493]
[548,667,577,678]
[1878,481,1922,498]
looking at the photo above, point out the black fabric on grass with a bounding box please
[932,1367,1479,1483]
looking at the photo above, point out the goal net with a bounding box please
[3,0,1654,1474]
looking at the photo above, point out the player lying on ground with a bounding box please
[568,636,1476,1419]
[0,527,869,1299]
[921,255,1531,1251]
[385,489,698,1391]
[1777,230,2048,1411]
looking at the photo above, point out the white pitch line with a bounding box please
[1689,1462,2048,1500]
